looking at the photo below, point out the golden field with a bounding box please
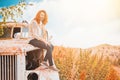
[53,44,120,80]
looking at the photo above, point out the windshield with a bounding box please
[0,23,29,39]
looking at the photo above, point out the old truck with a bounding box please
[0,22,59,80]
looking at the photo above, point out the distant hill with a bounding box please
[86,44,120,63]
[55,44,120,63]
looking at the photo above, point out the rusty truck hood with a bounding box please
[0,39,38,55]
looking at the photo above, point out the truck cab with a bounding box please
[0,22,59,80]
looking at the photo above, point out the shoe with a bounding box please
[49,66,59,72]
[41,61,49,66]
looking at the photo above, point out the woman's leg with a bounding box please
[29,39,54,66]
[44,44,54,66]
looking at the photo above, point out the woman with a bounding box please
[28,10,59,71]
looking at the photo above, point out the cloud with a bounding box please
[19,0,120,48]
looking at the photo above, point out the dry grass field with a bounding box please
[53,45,120,80]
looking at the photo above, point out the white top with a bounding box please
[29,20,46,39]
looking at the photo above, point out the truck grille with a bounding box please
[0,55,17,80]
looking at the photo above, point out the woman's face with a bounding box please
[40,12,45,21]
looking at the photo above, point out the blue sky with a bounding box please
[0,0,20,7]
[0,0,120,48]
[0,0,20,18]
[0,0,43,7]
[0,0,43,18]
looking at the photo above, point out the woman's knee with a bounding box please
[46,44,54,51]
[50,44,54,50]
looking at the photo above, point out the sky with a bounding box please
[0,0,120,48]
[0,0,19,7]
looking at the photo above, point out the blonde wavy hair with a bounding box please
[34,10,48,25]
